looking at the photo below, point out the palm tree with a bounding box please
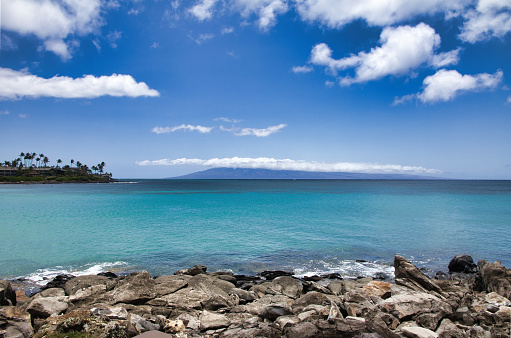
[43,157,49,167]
[57,159,62,168]
[98,162,106,174]
[19,153,25,167]
[71,159,75,167]
[36,157,41,167]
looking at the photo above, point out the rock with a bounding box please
[97,271,118,279]
[91,305,129,320]
[275,315,300,328]
[496,306,511,321]
[327,280,343,295]
[154,274,190,296]
[283,321,319,338]
[188,274,235,295]
[176,313,200,330]
[394,255,444,296]
[379,292,451,321]
[68,284,108,306]
[478,260,511,299]
[267,276,303,299]
[261,304,293,320]
[243,294,294,317]
[315,317,368,336]
[0,306,33,338]
[485,291,511,306]
[199,310,230,330]
[26,296,69,318]
[448,255,477,274]
[302,280,333,295]
[229,288,258,304]
[0,280,17,306]
[152,287,208,310]
[162,318,186,333]
[174,264,207,276]
[41,274,75,290]
[292,291,331,313]
[40,287,65,298]
[63,274,110,296]
[402,326,439,338]
[435,318,465,337]
[108,271,156,304]
[363,281,392,299]
[259,270,293,280]
[129,313,160,333]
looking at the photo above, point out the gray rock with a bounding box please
[40,287,66,298]
[379,292,451,320]
[68,284,107,306]
[0,306,33,338]
[63,275,110,296]
[199,310,230,330]
[394,255,444,296]
[108,271,156,304]
[27,296,69,318]
[91,305,128,320]
[229,288,258,304]
[284,321,319,338]
[174,264,207,276]
[478,260,511,299]
[292,291,331,313]
[275,315,300,328]
[267,276,303,299]
[0,280,16,306]
[154,274,190,296]
[327,280,343,295]
[129,313,160,333]
[402,326,439,338]
[260,304,293,320]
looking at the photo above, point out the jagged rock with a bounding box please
[284,321,319,338]
[154,274,190,296]
[41,274,75,290]
[26,296,69,318]
[343,290,377,317]
[0,306,33,338]
[302,280,333,295]
[314,317,368,336]
[174,264,207,276]
[68,284,108,306]
[402,326,439,338]
[108,271,156,305]
[292,291,331,314]
[97,271,118,279]
[188,274,235,295]
[478,260,511,299]
[394,255,444,296]
[259,270,293,280]
[267,276,303,299]
[363,281,392,299]
[327,280,343,295]
[261,304,293,320]
[199,310,230,330]
[162,318,186,333]
[496,306,511,321]
[176,313,200,330]
[129,313,160,333]
[448,255,477,274]
[151,287,208,310]
[229,288,258,304]
[40,288,65,298]
[90,305,128,320]
[243,294,294,317]
[0,280,16,306]
[275,315,300,328]
[485,291,511,306]
[435,318,465,337]
[379,292,451,321]
[64,275,110,296]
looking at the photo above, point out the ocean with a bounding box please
[1,179,510,285]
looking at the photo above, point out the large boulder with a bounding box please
[0,280,16,306]
[26,297,69,318]
[0,306,33,338]
[448,255,477,274]
[266,276,303,299]
[394,256,444,296]
[478,260,511,299]
[154,274,190,296]
[379,292,452,323]
[174,265,207,276]
[63,275,110,296]
[107,271,156,305]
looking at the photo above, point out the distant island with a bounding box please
[0,152,114,183]
[171,168,443,180]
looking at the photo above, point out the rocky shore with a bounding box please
[1,255,511,338]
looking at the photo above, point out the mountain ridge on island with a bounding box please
[170,168,443,180]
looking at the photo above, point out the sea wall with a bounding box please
[1,255,511,337]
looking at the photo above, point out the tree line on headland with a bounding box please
[0,152,114,183]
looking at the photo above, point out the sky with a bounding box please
[0,0,510,179]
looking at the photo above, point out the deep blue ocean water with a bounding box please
[1,180,510,283]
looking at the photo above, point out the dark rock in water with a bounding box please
[449,255,477,273]
[321,273,343,280]
[0,280,17,306]
[97,271,118,279]
[373,272,389,280]
[356,259,368,263]
[174,265,207,276]
[303,275,323,282]
[41,274,75,290]
[259,270,293,280]
[435,271,450,280]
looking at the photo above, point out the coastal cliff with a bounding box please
[1,256,510,337]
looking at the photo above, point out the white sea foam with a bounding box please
[20,261,130,286]
[293,259,395,280]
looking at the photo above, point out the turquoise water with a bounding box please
[0,180,510,282]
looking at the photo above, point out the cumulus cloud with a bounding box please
[233,0,289,31]
[189,0,219,21]
[295,0,468,28]
[151,125,214,134]
[460,0,511,43]
[136,157,442,174]
[310,23,459,85]
[292,65,313,73]
[2,0,102,60]
[220,124,287,136]
[0,67,160,100]
[395,69,503,104]
[221,26,235,34]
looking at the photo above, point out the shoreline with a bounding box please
[2,255,511,337]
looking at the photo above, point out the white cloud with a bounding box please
[136,156,442,174]
[221,26,235,34]
[220,124,287,136]
[2,0,102,60]
[325,80,335,87]
[233,0,289,31]
[0,110,10,115]
[0,67,160,100]
[193,33,215,44]
[151,42,160,48]
[508,95,511,103]
[395,69,503,104]
[295,0,469,28]
[460,0,511,43]
[214,117,243,123]
[428,49,461,68]
[128,8,141,16]
[151,125,214,134]
[292,65,313,73]
[310,24,459,85]
[18,114,27,119]
[189,0,219,21]
[106,31,122,48]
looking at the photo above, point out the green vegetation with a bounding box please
[0,152,114,183]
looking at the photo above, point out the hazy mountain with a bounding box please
[170,168,442,180]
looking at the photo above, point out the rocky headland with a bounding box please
[1,255,511,338]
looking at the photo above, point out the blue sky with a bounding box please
[1,0,510,179]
